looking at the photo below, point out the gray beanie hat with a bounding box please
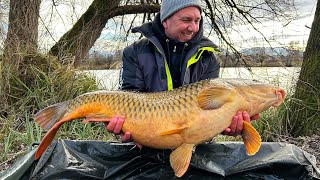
[160,0,202,22]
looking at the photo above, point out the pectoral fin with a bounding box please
[170,143,195,177]
[197,86,234,110]
[242,121,262,155]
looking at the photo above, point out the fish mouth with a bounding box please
[272,89,286,107]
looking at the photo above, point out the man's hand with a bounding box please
[105,116,143,148]
[105,116,131,142]
[222,111,260,136]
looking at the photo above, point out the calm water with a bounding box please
[83,67,301,91]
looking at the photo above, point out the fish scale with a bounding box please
[59,82,204,135]
[33,78,286,177]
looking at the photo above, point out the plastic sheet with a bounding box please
[2,140,320,179]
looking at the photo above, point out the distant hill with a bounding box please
[240,47,303,57]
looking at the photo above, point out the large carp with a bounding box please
[34,78,286,177]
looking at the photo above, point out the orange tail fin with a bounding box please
[34,101,70,130]
[34,120,66,160]
[34,101,70,160]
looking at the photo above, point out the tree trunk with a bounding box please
[49,0,160,66]
[286,0,320,137]
[4,0,41,68]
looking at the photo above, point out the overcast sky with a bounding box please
[212,0,317,49]
[37,0,317,53]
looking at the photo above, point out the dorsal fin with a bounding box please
[197,86,234,110]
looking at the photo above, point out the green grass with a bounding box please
[58,120,114,141]
[0,54,108,167]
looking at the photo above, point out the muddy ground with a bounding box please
[282,132,320,169]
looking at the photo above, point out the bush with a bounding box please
[0,54,108,166]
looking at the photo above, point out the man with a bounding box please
[102,0,259,142]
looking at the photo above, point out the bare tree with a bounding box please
[49,0,296,66]
[202,0,296,67]
[3,0,41,68]
[285,0,320,137]
[49,0,160,66]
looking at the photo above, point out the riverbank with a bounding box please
[282,130,320,168]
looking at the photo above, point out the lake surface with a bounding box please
[83,67,301,91]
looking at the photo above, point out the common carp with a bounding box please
[34,78,286,177]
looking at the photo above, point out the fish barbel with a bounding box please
[34,78,286,177]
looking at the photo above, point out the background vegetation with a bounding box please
[0,55,101,168]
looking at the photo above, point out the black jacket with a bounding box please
[119,13,220,92]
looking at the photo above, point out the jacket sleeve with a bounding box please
[201,53,220,80]
[118,43,145,92]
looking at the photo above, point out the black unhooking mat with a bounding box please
[1,140,319,179]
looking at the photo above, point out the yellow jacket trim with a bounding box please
[164,61,173,90]
[157,48,173,90]
[159,46,217,91]
[187,47,216,69]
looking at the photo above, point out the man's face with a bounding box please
[162,6,201,42]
